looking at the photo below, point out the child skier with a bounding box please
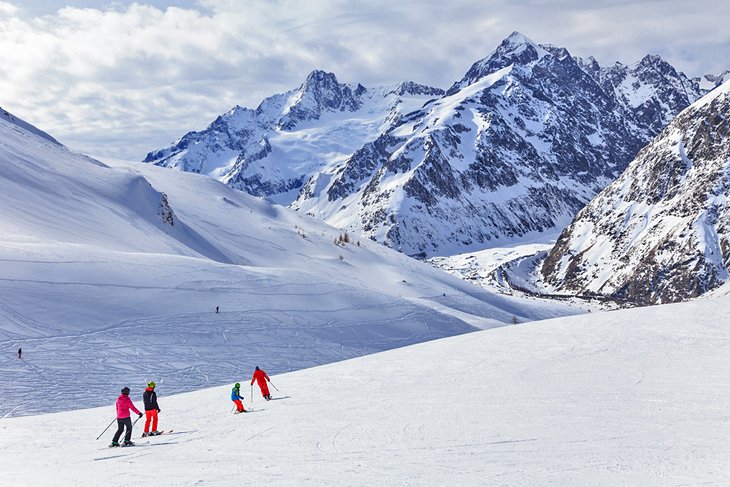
[110,387,142,447]
[251,366,272,400]
[142,381,162,437]
[231,383,246,413]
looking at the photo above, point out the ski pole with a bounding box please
[269,381,279,392]
[131,415,142,428]
[96,417,117,440]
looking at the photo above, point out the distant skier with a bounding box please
[17,348,21,359]
[251,366,272,400]
[142,381,162,437]
[216,306,219,313]
[231,383,246,413]
[110,386,142,447]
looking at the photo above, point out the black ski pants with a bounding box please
[112,417,133,443]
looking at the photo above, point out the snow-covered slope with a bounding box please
[144,33,704,258]
[540,79,730,304]
[0,106,61,146]
[0,110,582,416]
[1,292,728,485]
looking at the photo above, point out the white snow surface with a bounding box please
[1,294,729,485]
[0,112,577,417]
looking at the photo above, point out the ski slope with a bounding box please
[0,110,583,417]
[1,293,728,485]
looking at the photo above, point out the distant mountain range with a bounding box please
[145,32,712,259]
[540,79,730,304]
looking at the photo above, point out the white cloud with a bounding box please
[0,0,727,159]
[0,1,18,16]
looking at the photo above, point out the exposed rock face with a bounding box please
[159,193,175,226]
[586,54,703,138]
[541,80,730,304]
[145,32,705,257]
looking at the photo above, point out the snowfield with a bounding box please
[0,110,582,417]
[1,294,729,485]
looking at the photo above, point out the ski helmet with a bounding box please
[235,383,240,388]
[121,386,130,395]
[148,381,156,388]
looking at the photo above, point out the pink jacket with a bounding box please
[116,394,141,419]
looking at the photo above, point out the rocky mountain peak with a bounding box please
[635,53,681,80]
[448,31,547,95]
[278,70,366,130]
[501,31,539,51]
[390,81,445,97]
[302,69,340,93]
[575,56,601,81]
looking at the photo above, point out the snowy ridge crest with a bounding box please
[1,106,62,146]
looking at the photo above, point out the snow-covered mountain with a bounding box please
[540,79,730,304]
[144,33,703,258]
[0,107,583,416]
[143,71,443,205]
[581,54,703,139]
[698,70,730,92]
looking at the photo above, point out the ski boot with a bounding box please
[150,431,161,436]
[141,432,149,437]
[122,440,135,447]
[109,441,120,448]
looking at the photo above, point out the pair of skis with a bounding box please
[139,429,173,438]
[107,430,175,447]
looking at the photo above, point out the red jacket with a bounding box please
[251,369,270,386]
[116,394,141,419]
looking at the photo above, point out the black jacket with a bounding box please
[143,388,160,411]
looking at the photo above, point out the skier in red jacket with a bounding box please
[251,366,272,400]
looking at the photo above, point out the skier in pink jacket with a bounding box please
[110,386,142,447]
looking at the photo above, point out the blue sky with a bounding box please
[1,0,728,159]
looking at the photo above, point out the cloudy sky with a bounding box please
[1,0,727,159]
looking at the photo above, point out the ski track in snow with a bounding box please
[0,304,468,416]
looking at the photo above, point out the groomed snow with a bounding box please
[1,294,728,485]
